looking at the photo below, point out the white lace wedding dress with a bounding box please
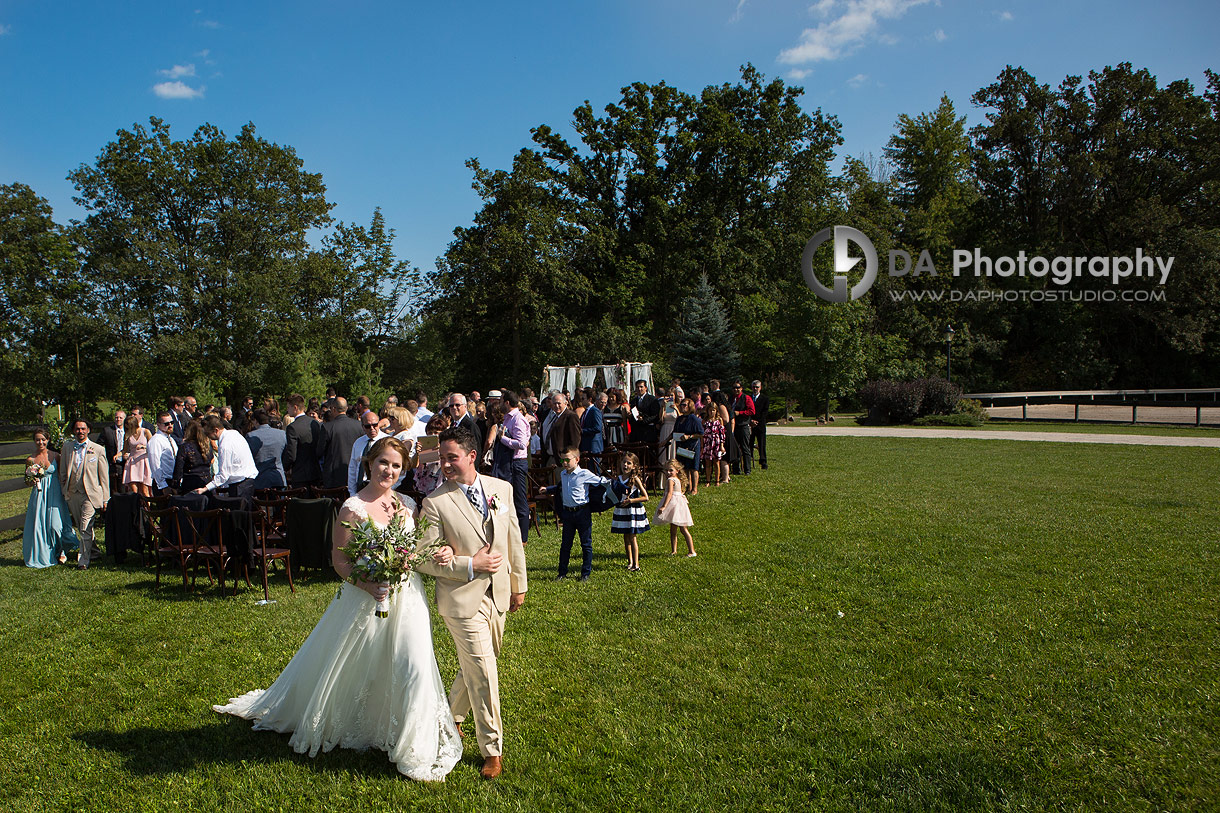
[212,495,463,781]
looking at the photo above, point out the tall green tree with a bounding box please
[69,117,334,405]
[0,183,113,420]
[969,64,1220,388]
[323,207,425,353]
[442,65,841,391]
[430,150,589,389]
[670,273,740,386]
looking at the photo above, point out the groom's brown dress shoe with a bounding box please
[455,720,465,739]
[480,756,502,780]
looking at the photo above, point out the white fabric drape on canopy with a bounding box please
[601,365,619,391]
[541,363,654,395]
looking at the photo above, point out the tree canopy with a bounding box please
[2,62,1216,419]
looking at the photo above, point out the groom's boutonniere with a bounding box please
[487,494,504,514]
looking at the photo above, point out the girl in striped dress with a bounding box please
[610,452,649,572]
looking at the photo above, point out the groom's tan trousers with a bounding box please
[443,591,506,757]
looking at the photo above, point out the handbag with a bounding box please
[675,445,697,463]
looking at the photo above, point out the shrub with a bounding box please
[918,377,962,416]
[858,380,887,412]
[856,377,963,424]
[954,397,989,423]
[886,381,924,423]
[913,412,983,427]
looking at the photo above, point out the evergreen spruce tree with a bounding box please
[671,274,741,387]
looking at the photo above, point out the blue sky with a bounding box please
[1,1,1215,275]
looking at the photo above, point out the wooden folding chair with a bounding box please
[255,486,308,501]
[181,508,232,594]
[150,507,188,590]
[527,464,559,533]
[250,498,295,596]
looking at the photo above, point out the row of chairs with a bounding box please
[142,484,345,596]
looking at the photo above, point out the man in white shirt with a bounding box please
[415,391,434,424]
[347,411,387,496]
[193,415,259,499]
[146,411,180,495]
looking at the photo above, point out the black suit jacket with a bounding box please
[629,393,661,444]
[753,393,770,425]
[283,415,323,485]
[170,410,188,443]
[319,414,363,489]
[456,413,484,462]
[100,424,124,466]
[546,410,581,460]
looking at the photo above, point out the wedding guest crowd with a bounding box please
[22,374,772,573]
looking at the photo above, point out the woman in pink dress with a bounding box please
[122,413,153,497]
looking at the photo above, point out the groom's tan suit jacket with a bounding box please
[416,474,526,758]
[416,475,527,614]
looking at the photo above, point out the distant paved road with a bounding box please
[769,426,1220,447]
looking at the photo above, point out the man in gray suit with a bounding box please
[282,393,322,487]
[319,396,363,489]
[246,409,287,490]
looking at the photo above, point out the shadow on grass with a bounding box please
[72,721,434,778]
[111,575,299,603]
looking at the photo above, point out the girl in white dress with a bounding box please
[213,437,462,781]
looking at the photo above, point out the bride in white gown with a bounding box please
[213,437,463,781]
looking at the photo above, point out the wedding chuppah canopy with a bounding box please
[542,363,654,396]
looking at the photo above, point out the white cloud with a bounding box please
[933,28,946,41]
[788,68,812,80]
[997,10,1013,22]
[158,64,196,79]
[0,23,11,35]
[201,19,220,29]
[731,0,748,23]
[847,73,869,87]
[152,81,205,100]
[779,0,932,65]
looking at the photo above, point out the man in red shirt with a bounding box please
[730,380,755,476]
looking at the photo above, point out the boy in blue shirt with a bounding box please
[544,447,610,582]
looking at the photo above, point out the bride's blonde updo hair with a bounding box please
[362,436,412,479]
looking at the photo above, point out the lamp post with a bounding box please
[945,324,955,383]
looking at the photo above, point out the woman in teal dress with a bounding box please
[23,428,78,568]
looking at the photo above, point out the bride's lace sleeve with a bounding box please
[341,496,369,520]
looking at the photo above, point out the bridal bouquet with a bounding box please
[339,509,438,618]
[24,462,47,489]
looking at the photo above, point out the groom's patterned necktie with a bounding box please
[465,484,484,516]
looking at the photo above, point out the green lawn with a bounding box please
[786,416,1220,437]
[0,437,1215,811]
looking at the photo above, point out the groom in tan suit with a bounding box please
[59,419,111,569]
[416,425,527,780]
